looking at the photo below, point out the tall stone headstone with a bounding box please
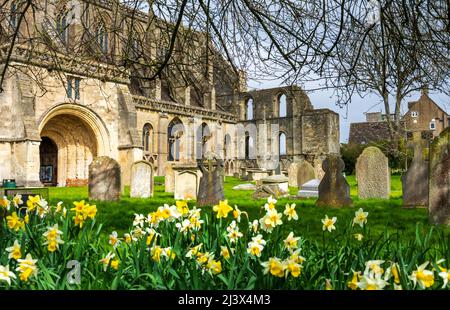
[402,138,428,208]
[297,161,315,189]
[429,127,450,225]
[197,158,225,207]
[288,162,300,187]
[130,161,153,198]
[89,156,121,201]
[356,146,390,199]
[164,163,175,193]
[316,155,353,207]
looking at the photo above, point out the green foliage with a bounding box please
[0,176,449,290]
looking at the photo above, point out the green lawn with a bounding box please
[47,175,448,241]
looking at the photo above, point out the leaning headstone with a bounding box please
[356,146,390,199]
[429,127,450,225]
[402,140,428,208]
[297,179,320,198]
[253,175,289,199]
[197,157,225,207]
[89,156,121,201]
[130,161,153,198]
[252,185,279,200]
[316,155,353,207]
[164,163,175,193]
[297,161,315,189]
[288,162,301,187]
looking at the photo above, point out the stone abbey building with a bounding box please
[0,0,339,187]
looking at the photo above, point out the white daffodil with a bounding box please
[353,208,368,228]
[409,261,435,289]
[175,219,192,234]
[259,209,283,233]
[283,203,298,221]
[0,265,16,285]
[109,231,120,248]
[6,240,22,260]
[438,270,450,288]
[247,241,264,257]
[133,213,145,227]
[357,273,388,290]
[364,260,385,276]
[249,219,259,234]
[283,232,300,251]
[321,215,337,232]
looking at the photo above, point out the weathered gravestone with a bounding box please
[197,157,225,207]
[297,179,320,198]
[252,175,289,199]
[402,137,428,208]
[130,161,153,198]
[316,155,353,207]
[89,156,121,201]
[429,127,450,225]
[356,146,390,199]
[288,162,301,187]
[297,161,315,188]
[173,164,200,200]
[164,163,175,193]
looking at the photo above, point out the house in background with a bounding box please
[348,89,449,145]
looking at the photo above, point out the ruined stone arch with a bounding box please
[245,97,254,120]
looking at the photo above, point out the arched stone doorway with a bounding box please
[40,114,98,186]
[38,104,110,187]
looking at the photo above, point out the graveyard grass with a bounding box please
[47,175,447,241]
[3,175,450,290]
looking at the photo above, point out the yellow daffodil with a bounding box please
[220,246,231,260]
[385,263,401,284]
[283,203,298,221]
[206,259,222,275]
[353,208,368,228]
[284,259,302,278]
[354,233,364,241]
[348,271,361,290]
[16,254,38,282]
[6,212,25,232]
[84,204,97,219]
[321,215,337,232]
[233,205,244,222]
[0,265,16,285]
[325,279,333,290]
[261,257,285,278]
[26,195,40,212]
[176,200,189,216]
[213,200,233,219]
[0,196,11,210]
[110,259,119,270]
[71,200,86,213]
[6,240,22,260]
[409,262,435,289]
[151,246,163,262]
[163,247,176,260]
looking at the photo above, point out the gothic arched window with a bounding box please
[142,123,153,152]
[278,94,287,117]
